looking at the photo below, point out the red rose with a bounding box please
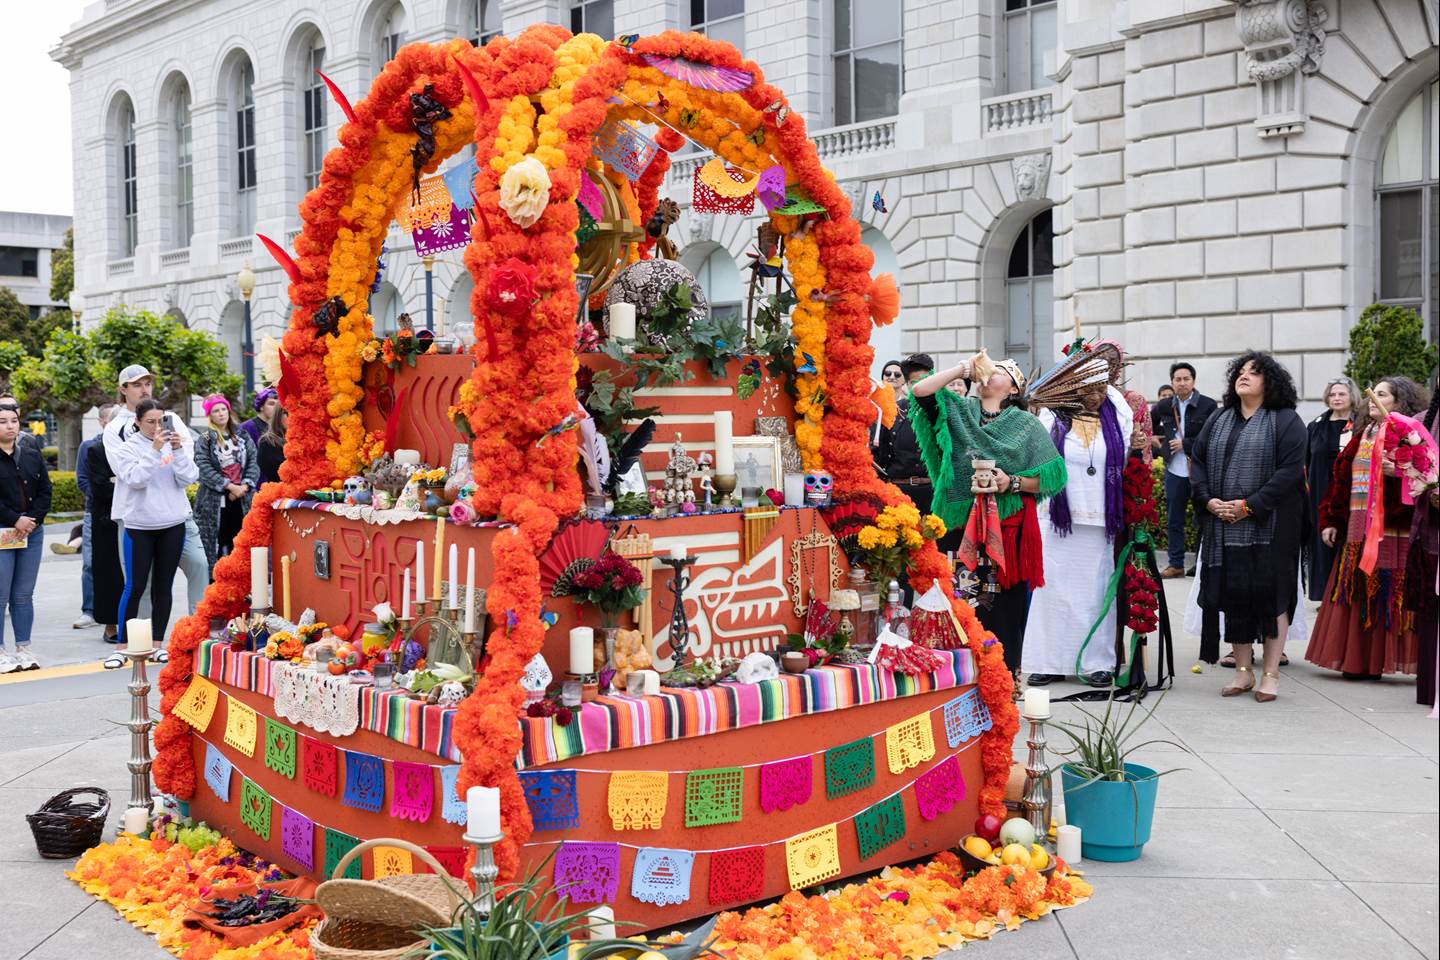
[486,258,538,318]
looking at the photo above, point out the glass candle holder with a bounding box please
[372,661,395,690]
[561,680,583,708]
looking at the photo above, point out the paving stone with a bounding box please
[1270,810,1439,884]
[1206,753,1439,814]
[1072,807,1328,881]
[1345,882,1439,960]
[0,860,108,960]
[19,899,167,960]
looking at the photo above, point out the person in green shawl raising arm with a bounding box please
[908,350,1068,679]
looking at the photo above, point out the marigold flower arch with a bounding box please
[152,26,1017,882]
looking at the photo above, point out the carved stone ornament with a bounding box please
[687,210,714,244]
[840,180,866,215]
[1010,154,1052,203]
[1234,0,1328,138]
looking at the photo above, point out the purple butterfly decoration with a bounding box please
[641,54,753,93]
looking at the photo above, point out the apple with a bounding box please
[999,817,1036,848]
[973,814,1003,842]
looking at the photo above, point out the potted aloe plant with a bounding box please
[1052,692,1187,862]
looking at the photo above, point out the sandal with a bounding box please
[155,649,170,664]
[1255,670,1280,702]
[1279,653,1289,666]
[1220,665,1255,697]
[1220,653,1237,668]
[103,653,127,670]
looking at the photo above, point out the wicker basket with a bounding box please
[311,838,466,960]
[26,787,110,859]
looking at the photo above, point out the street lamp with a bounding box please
[422,254,435,332]
[237,262,256,411]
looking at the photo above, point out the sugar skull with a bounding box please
[342,475,371,505]
[520,652,552,703]
[804,470,833,506]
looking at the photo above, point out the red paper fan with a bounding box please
[538,519,611,597]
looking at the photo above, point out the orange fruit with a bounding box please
[1000,843,1029,866]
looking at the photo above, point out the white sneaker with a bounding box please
[73,615,98,629]
[14,649,38,671]
[0,652,19,674]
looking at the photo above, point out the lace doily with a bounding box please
[273,663,360,737]
[273,500,428,526]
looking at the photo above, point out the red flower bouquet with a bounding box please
[485,258,539,318]
[569,551,646,619]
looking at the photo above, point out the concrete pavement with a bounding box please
[1,559,1435,960]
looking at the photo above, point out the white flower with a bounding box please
[257,336,283,387]
[498,156,552,229]
[372,601,396,624]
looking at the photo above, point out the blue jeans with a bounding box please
[82,512,93,617]
[0,523,45,650]
[1164,469,1192,569]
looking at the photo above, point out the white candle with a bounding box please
[638,669,660,696]
[1057,824,1082,864]
[415,540,425,608]
[250,547,269,608]
[589,905,616,940]
[433,517,445,601]
[607,302,636,340]
[464,547,476,633]
[569,627,595,675]
[122,807,148,835]
[668,544,686,560]
[466,786,501,838]
[393,449,421,466]
[1023,687,1051,720]
[126,618,153,653]
[280,554,292,622]
[448,543,459,609]
[783,473,805,507]
[402,569,412,621]
[713,411,734,475]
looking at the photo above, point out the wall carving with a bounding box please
[1011,154,1051,203]
[1235,0,1328,138]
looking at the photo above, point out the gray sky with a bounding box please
[0,3,90,216]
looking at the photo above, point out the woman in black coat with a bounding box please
[1304,377,1356,600]
[86,431,125,647]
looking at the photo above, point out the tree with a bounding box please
[10,330,112,469]
[0,340,27,393]
[50,228,74,304]
[0,286,69,356]
[88,307,240,408]
[1344,304,1439,391]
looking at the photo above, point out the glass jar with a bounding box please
[847,568,882,644]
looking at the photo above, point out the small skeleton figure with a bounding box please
[696,452,715,508]
[663,432,697,511]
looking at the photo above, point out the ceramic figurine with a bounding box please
[342,475,371,506]
[804,469,833,507]
[970,458,999,494]
[662,432,697,512]
[696,452,715,508]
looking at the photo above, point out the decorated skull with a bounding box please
[804,470,833,506]
[434,681,467,707]
[519,652,553,703]
[342,475,371,505]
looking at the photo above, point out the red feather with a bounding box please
[384,385,410,455]
[278,350,303,407]
[453,55,489,115]
[256,233,302,286]
[316,71,356,125]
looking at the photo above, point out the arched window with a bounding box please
[379,3,407,65]
[1376,80,1438,337]
[832,0,902,126]
[468,0,502,46]
[303,35,327,194]
[690,0,745,53]
[862,225,901,379]
[446,271,476,343]
[371,281,405,334]
[1004,209,1053,376]
[684,244,743,324]
[118,97,138,257]
[234,60,257,237]
[173,82,194,247]
[1002,0,1057,93]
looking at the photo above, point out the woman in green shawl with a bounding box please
[909,352,1068,674]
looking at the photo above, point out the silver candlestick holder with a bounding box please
[1020,713,1052,847]
[463,828,502,915]
[123,648,156,827]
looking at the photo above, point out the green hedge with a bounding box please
[1151,459,1199,553]
[49,471,82,513]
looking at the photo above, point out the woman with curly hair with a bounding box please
[1190,352,1307,701]
[1306,376,1432,683]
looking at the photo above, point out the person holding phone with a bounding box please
[0,402,51,673]
[111,399,198,656]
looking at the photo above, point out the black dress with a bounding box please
[258,437,285,486]
[1190,408,1307,661]
[85,439,125,627]
[1305,413,1351,601]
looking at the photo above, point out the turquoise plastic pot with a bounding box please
[1060,762,1159,862]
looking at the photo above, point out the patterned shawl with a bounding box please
[1200,407,1278,567]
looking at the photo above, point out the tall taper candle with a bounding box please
[415,540,425,608]
[432,517,445,600]
[464,547,476,633]
[250,547,269,608]
[402,568,412,621]
[280,554,292,622]
[448,542,459,609]
[713,411,734,475]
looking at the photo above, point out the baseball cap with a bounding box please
[118,364,153,387]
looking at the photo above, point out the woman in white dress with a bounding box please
[1023,378,1133,686]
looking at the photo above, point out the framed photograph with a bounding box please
[733,436,782,504]
[574,273,595,324]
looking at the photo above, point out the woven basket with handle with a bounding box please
[311,838,467,960]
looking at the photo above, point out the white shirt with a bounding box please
[103,407,196,523]
[1167,393,1194,479]
[1038,387,1134,527]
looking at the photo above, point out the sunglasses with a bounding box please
[882,370,904,379]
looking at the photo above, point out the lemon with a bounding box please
[1000,843,1029,866]
[963,836,993,860]
[1028,844,1049,870]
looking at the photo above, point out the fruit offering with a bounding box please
[999,816,1036,848]
[958,833,1053,871]
[973,813,1003,842]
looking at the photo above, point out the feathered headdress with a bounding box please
[1025,339,1125,415]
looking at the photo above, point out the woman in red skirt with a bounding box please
[1306,377,1431,681]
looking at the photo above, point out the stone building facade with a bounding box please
[55,0,1436,410]
[0,212,72,319]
